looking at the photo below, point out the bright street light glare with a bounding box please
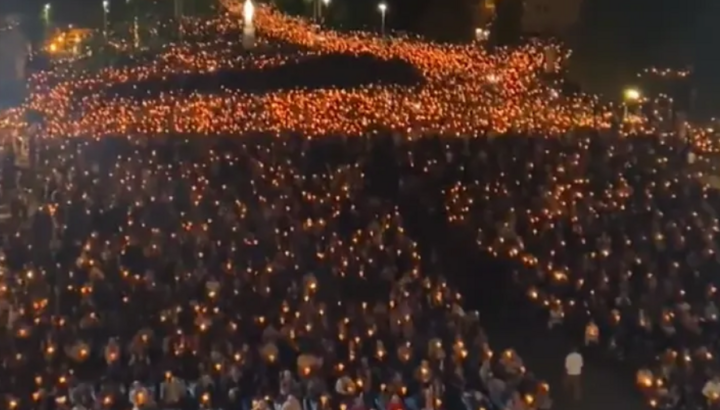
[475,28,489,41]
[243,0,255,25]
[44,3,51,10]
[378,3,387,12]
[322,0,330,5]
[623,88,640,101]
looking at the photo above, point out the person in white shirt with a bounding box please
[564,348,583,400]
[281,395,301,410]
[548,304,564,329]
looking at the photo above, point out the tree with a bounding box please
[490,0,522,46]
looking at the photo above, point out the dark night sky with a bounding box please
[0,0,703,39]
[0,0,707,49]
[5,0,709,62]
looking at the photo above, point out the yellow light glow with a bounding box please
[243,0,254,25]
[623,88,640,102]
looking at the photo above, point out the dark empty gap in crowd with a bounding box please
[76,53,425,102]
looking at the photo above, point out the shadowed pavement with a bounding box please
[398,192,647,410]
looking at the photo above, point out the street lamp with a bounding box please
[474,28,489,42]
[42,4,52,30]
[242,0,255,49]
[622,87,641,120]
[378,2,387,36]
[321,0,330,21]
[623,88,640,102]
[102,0,110,39]
[244,0,254,25]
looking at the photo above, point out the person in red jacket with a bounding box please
[387,394,404,410]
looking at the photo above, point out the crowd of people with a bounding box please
[3,1,618,140]
[7,126,720,410]
[3,2,720,410]
[5,125,718,410]
[440,132,720,409]
[0,133,552,410]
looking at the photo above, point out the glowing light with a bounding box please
[623,88,641,102]
[243,0,255,25]
[475,28,489,41]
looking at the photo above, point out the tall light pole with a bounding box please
[174,0,183,39]
[127,0,139,48]
[622,87,641,120]
[102,0,110,40]
[321,0,330,22]
[42,4,52,32]
[378,3,387,36]
[312,0,319,21]
[242,0,255,49]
